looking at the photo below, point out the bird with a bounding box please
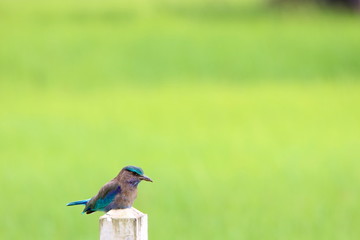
[66,165,153,214]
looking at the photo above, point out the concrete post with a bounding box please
[99,208,148,240]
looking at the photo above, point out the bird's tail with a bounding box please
[66,199,89,206]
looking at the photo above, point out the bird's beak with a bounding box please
[140,175,153,182]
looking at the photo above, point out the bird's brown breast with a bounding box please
[114,183,138,208]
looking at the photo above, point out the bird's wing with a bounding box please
[83,181,121,214]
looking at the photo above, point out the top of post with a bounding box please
[99,207,148,240]
[100,207,146,220]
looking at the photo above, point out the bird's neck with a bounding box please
[126,179,140,188]
[114,174,140,189]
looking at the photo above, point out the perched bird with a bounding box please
[66,165,153,214]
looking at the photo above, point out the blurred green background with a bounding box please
[0,0,359,239]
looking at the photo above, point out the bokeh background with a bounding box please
[1,0,359,239]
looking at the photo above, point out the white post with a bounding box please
[99,208,148,240]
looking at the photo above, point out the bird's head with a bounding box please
[118,166,153,186]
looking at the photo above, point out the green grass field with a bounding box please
[1,1,360,239]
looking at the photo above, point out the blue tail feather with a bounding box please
[66,199,89,206]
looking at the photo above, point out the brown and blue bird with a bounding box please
[66,166,153,214]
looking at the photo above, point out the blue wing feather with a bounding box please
[83,183,121,213]
[94,186,121,211]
